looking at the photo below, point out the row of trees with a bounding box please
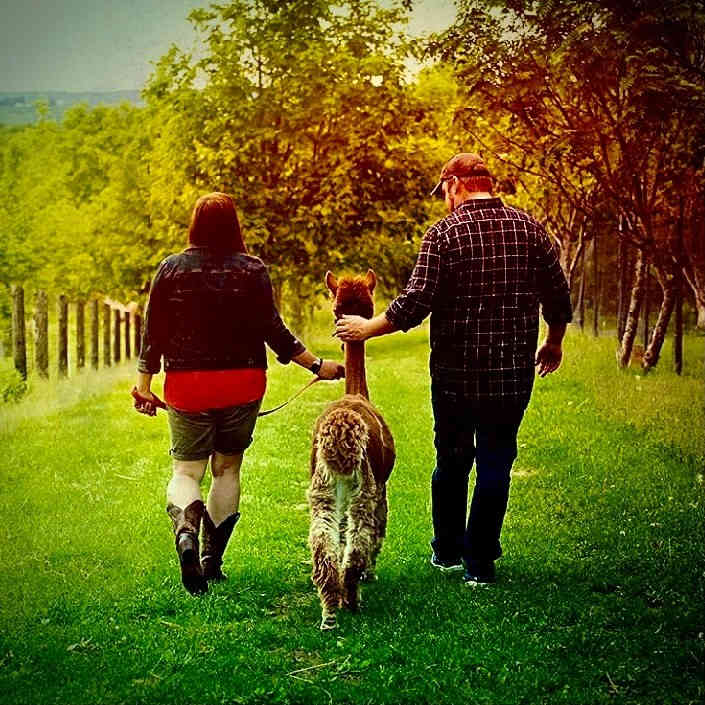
[1,0,448,301]
[430,0,705,370]
[1,0,702,378]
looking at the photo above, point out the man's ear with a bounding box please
[325,271,338,295]
[364,268,376,293]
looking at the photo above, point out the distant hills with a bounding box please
[0,90,143,126]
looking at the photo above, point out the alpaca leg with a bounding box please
[342,478,376,611]
[364,484,388,582]
[309,479,341,630]
[338,511,348,563]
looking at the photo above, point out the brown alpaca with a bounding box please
[308,269,395,630]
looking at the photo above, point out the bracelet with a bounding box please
[310,357,323,375]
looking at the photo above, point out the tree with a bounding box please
[142,0,443,323]
[430,0,705,367]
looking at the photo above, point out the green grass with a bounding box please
[0,324,703,705]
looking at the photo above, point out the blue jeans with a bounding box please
[430,383,525,564]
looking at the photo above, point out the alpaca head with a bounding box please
[325,269,376,320]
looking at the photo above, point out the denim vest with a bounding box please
[137,248,304,374]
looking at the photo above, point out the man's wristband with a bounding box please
[309,357,323,375]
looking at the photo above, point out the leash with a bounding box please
[132,377,321,418]
[257,376,320,417]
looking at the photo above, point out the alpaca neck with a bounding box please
[344,341,368,398]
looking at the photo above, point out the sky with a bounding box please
[0,0,457,93]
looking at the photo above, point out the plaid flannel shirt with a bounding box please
[385,197,572,409]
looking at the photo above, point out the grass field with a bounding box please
[0,324,703,705]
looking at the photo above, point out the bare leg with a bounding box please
[166,459,208,595]
[167,459,207,508]
[200,451,244,581]
[207,451,244,526]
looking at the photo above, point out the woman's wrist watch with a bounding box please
[309,357,323,375]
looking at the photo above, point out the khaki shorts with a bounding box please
[167,399,262,461]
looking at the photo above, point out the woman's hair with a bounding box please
[188,192,246,254]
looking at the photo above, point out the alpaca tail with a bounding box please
[316,408,368,478]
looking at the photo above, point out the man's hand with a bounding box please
[335,315,371,342]
[535,342,563,377]
[318,360,345,380]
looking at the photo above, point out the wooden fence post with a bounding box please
[91,300,99,369]
[134,313,142,358]
[34,290,49,379]
[125,312,131,359]
[103,304,111,367]
[76,300,85,370]
[58,295,68,378]
[11,285,27,380]
[113,309,121,364]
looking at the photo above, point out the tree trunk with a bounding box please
[642,272,677,372]
[684,270,705,330]
[76,300,85,369]
[113,309,121,364]
[681,253,705,330]
[618,251,646,368]
[91,300,99,369]
[695,294,705,330]
[577,246,586,331]
[643,267,651,349]
[617,231,630,341]
[57,294,68,378]
[124,312,131,359]
[592,234,600,337]
[103,304,111,367]
[673,274,683,375]
[34,290,49,379]
[617,234,624,340]
[566,230,585,292]
[134,313,142,357]
[11,285,27,380]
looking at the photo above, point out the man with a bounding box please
[335,153,572,585]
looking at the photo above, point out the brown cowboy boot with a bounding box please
[201,510,240,582]
[166,500,208,595]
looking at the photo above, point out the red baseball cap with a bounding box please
[430,153,493,197]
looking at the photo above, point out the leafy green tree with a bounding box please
[142,0,446,324]
[1,0,468,342]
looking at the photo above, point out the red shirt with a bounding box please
[165,369,266,412]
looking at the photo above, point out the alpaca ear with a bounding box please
[365,268,376,293]
[325,271,338,295]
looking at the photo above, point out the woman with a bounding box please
[132,192,344,595]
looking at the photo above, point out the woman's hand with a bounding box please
[318,360,345,380]
[335,315,371,342]
[131,386,166,416]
